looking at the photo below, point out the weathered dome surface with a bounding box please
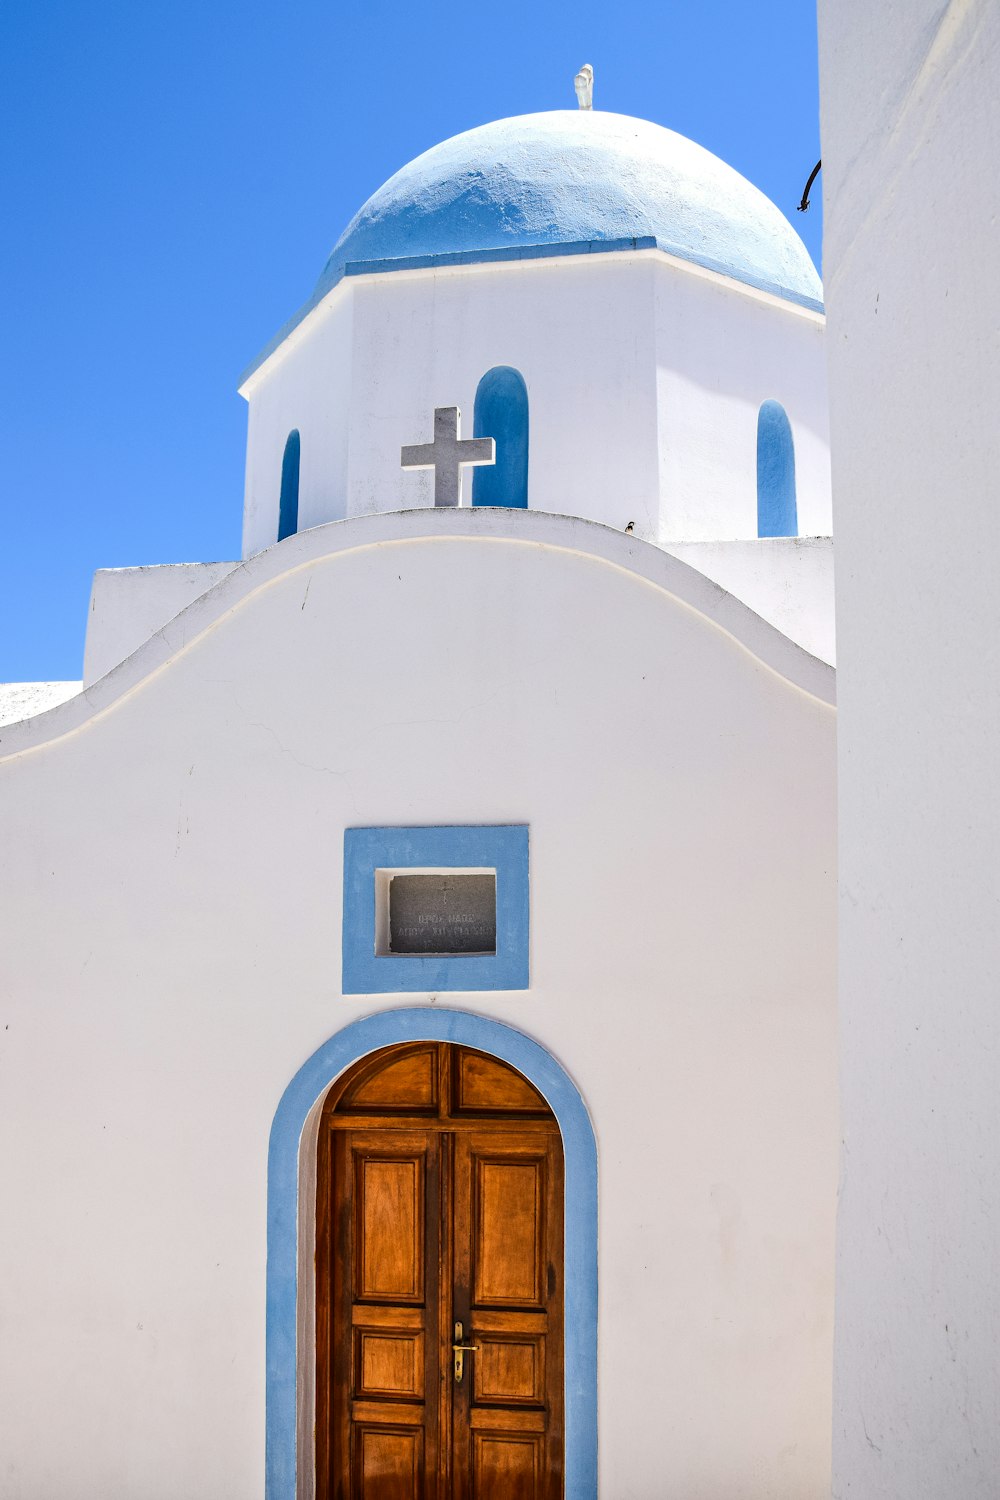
[317,110,822,309]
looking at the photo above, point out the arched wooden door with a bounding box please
[316,1042,565,1499]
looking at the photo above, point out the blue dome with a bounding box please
[317,110,821,310]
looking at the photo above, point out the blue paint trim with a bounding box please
[239,236,823,386]
[473,366,529,508]
[341,234,656,279]
[277,430,300,542]
[266,1007,598,1499]
[756,399,798,538]
[342,825,529,994]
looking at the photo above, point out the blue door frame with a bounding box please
[266,1007,598,1498]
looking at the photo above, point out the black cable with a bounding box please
[797,159,822,212]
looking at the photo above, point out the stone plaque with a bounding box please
[388,873,497,955]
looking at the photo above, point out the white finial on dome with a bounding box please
[574,64,593,110]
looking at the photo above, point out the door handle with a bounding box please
[452,1320,480,1384]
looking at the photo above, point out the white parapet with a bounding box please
[83,561,239,687]
[664,536,835,665]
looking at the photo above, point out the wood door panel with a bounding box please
[471,1432,543,1500]
[453,1049,549,1114]
[352,1424,424,1500]
[351,1402,433,1426]
[473,1156,545,1307]
[344,1046,439,1114]
[355,1154,425,1303]
[469,1310,547,1334]
[319,1045,563,1499]
[474,1336,545,1406]
[468,1408,546,1433]
[354,1328,426,1401]
[352,1306,425,1330]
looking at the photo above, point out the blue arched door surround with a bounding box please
[472,366,529,507]
[266,1008,597,1499]
[278,429,301,542]
[756,399,797,537]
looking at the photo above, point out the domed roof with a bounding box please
[316,110,821,310]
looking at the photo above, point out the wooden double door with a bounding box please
[316,1042,564,1500]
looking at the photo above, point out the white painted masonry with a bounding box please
[653,259,830,544]
[240,250,829,556]
[0,512,837,1499]
[241,293,354,556]
[819,3,1000,1495]
[76,524,834,695]
[1,105,841,1499]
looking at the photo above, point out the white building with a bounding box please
[1,108,840,1497]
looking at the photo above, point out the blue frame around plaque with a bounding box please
[342,825,530,994]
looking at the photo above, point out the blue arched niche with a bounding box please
[472,366,529,507]
[278,429,300,541]
[756,399,797,537]
[266,1008,597,1499]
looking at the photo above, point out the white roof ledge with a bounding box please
[0,508,835,757]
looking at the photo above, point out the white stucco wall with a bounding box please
[240,250,829,555]
[242,253,660,551]
[77,537,834,709]
[0,512,836,1499]
[819,3,1000,1495]
[242,293,354,556]
[654,261,830,543]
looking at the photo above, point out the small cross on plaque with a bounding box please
[400,406,496,507]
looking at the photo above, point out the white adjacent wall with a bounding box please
[819,3,1000,1494]
[0,511,837,1499]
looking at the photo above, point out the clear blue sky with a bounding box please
[0,0,822,681]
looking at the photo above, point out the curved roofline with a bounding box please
[238,241,823,393]
[0,509,835,758]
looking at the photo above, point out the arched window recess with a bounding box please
[756,399,797,538]
[277,429,300,542]
[472,366,529,509]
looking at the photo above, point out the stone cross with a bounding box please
[400,406,495,507]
